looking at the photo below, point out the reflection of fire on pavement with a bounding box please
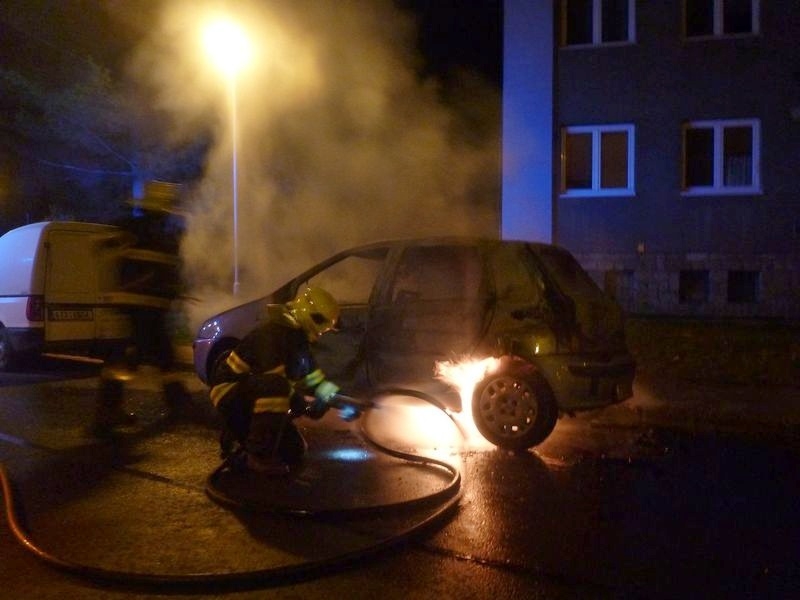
[365,398,465,455]
[364,357,501,453]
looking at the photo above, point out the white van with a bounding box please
[0,221,135,370]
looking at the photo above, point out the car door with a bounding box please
[366,243,488,386]
[300,247,389,390]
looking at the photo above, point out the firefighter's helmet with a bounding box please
[289,287,340,341]
[131,181,182,213]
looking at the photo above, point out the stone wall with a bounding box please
[577,252,800,319]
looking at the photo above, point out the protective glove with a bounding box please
[305,397,329,420]
[305,380,340,420]
[315,380,340,402]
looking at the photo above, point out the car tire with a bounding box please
[471,361,557,450]
[206,343,236,385]
[0,327,17,372]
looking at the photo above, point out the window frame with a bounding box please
[681,118,761,196]
[560,124,636,197]
[561,0,637,48]
[683,0,760,39]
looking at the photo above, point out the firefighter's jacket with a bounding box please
[210,313,336,416]
[115,210,184,306]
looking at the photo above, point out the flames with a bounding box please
[434,356,501,405]
[433,356,501,449]
[365,356,501,452]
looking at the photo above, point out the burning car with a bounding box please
[193,238,635,450]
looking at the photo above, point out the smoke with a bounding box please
[121,0,499,327]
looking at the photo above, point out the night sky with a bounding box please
[0,1,503,90]
[397,0,503,86]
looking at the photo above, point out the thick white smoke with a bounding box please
[121,0,499,326]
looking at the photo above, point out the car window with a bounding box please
[489,244,545,304]
[389,246,483,303]
[306,251,386,305]
[532,245,602,298]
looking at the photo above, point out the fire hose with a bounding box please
[0,388,464,591]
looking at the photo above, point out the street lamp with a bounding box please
[203,18,252,295]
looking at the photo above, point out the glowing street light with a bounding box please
[202,18,252,295]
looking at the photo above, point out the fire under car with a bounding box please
[192,238,636,450]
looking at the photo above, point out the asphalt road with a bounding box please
[1,360,798,599]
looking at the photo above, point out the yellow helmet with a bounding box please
[289,287,340,341]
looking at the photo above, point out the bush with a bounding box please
[625,317,800,386]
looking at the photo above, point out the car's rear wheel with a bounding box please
[472,363,557,450]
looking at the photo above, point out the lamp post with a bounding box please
[203,18,252,295]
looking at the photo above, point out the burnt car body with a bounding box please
[193,238,635,449]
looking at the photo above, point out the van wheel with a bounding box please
[472,363,557,451]
[0,328,17,372]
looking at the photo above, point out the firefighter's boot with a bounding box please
[91,377,135,438]
[163,379,192,421]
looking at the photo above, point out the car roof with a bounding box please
[330,236,559,257]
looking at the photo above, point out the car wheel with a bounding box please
[472,365,557,450]
[0,328,16,372]
[206,342,237,385]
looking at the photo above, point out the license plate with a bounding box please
[48,308,94,321]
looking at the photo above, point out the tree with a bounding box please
[0,59,206,225]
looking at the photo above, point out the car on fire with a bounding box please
[193,238,635,450]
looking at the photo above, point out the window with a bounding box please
[389,246,483,304]
[727,270,759,303]
[535,246,603,298]
[307,251,387,305]
[682,119,760,195]
[679,270,709,304]
[489,245,544,305]
[685,0,759,38]
[562,0,635,46]
[561,124,635,196]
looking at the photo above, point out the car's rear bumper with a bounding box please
[537,354,636,412]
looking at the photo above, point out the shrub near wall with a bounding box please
[625,317,800,387]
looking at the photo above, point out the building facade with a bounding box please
[503,1,799,318]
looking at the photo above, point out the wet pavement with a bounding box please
[0,359,799,599]
[596,372,800,442]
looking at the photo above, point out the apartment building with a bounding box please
[503,1,799,317]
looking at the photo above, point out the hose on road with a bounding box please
[0,388,464,592]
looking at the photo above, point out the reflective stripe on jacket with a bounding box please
[209,318,336,415]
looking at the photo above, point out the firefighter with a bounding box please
[91,181,192,436]
[210,286,358,475]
